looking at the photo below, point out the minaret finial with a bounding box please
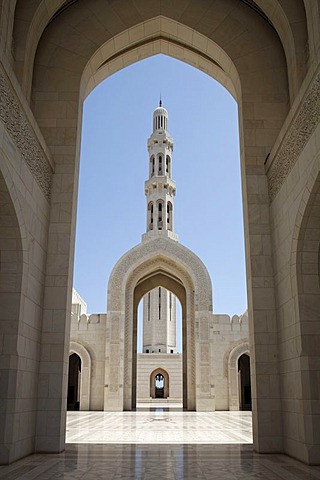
[159,94,162,107]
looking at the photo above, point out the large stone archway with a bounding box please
[106,237,213,412]
[1,0,320,466]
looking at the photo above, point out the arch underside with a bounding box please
[133,271,188,410]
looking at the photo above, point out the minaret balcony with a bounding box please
[145,177,176,190]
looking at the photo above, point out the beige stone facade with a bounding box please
[0,0,320,467]
[69,290,249,410]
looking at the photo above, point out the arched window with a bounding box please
[158,155,162,175]
[151,156,155,177]
[166,155,171,175]
[148,202,154,230]
[167,202,173,230]
[158,201,164,230]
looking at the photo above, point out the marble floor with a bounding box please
[1,411,320,479]
[66,410,253,444]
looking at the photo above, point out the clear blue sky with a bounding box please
[73,54,247,325]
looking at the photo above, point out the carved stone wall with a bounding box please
[0,67,52,199]
[268,72,320,201]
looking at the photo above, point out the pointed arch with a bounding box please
[228,342,250,411]
[107,237,213,412]
[69,341,92,411]
[150,368,169,399]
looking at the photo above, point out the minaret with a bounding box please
[142,100,178,243]
[142,101,178,354]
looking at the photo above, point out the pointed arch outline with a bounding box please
[106,237,213,412]
[69,341,92,411]
[227,341,250,411]
[150,367,169,399]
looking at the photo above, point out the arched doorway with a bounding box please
[228,342,250,411]
[238,354,252,411]
[107,242,213,412]
[67,354,81,411]
[150,369,169,399]
[69,341,92,411]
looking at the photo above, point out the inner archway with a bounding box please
[136,285,183,406]
[133,271,189,410]
[150,368,169,399]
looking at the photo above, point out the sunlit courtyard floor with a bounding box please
[66,409,253,444]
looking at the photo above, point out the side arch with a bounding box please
[69,341,92,411]
[0,156,27,464]
[289,153,320,464]
[228,342,250,411]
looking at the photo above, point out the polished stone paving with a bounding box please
[1,444,320,480]
[1,411,320,479]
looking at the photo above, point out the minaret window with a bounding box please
[167,202,173,231]
[150,156,155,177]
[158,287,161,320]
[166,156,171,175]
[158,201,164,230]
[148,202,154,231]
[158,156,162,175]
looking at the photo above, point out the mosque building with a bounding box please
[69,102,250,411]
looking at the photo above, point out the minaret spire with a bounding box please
[142,102,178,242]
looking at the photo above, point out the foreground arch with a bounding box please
[0,0,319,466]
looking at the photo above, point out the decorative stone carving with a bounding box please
[108,237,213,312]
[0,70,52,199]
[268,72,320,201]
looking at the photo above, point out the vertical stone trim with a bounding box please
[109,316,120,394]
